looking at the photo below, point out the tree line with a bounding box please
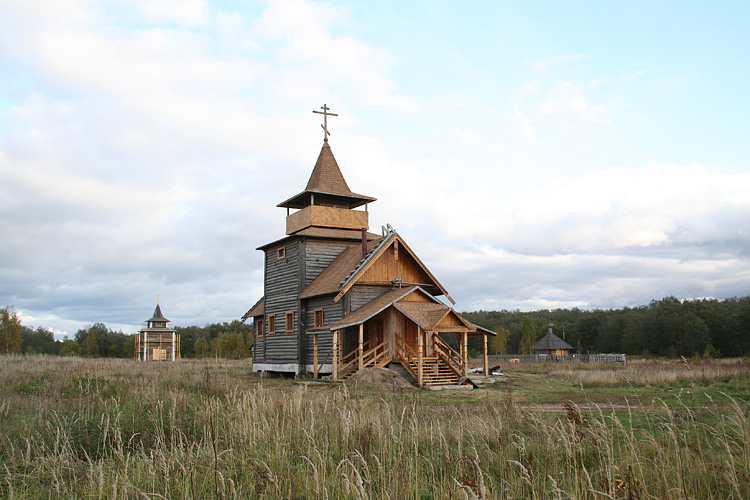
[4,295,750,359]
[462,295,750,358]
[0,307,254,359]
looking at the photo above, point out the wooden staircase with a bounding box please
[336,332,467,387]
[402,357,461,385]
[394,332,466,387]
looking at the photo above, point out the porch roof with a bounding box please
[328,286,420,330]
[328,286,487,334]
[469,323,497,337]
[393,301,449,329]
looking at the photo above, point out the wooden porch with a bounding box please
[312,326,490,387]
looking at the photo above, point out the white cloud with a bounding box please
[430,162,750,258]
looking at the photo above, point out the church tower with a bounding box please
[135,301,180,361]
[277,140,376,235]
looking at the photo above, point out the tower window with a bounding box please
[314,309,324,328]
[268,315,276,334]
[285,312,295,332]
[277,247,286,259]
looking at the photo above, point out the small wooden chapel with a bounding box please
[242,105,494,386]
[134,301,180,362]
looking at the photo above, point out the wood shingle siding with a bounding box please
[349,285,393,313]
[253,334,264,363]
[263,240,302,363]
[305,331,334,367]
[303,294,343,364]
[304,240,353,286]
[304,295,344,329]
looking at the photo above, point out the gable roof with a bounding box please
[328,286,480,334]
[277,143,376,209]
[328,286,419,330]
[333,225,454,304]
[300,238,382,299]
[532,331,574,351]
[394,301,453,329]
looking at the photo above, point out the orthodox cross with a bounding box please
[312,103,338,142]
[156,294,160,305]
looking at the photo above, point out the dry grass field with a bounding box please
[1,355,748,499]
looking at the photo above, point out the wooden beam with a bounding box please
[463,331,468,377]
[418,328,424,387]
[314,333,319,379]
[483,333,488,378]
[332,330,339,381]
[358,324,364,371]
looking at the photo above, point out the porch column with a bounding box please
[314,333,319,379]
[358,323,364,370]
[417,328,424,387]
[462,331,468,377]
[332,330,339,381]
[483,333,488,377]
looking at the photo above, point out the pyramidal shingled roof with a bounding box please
[277,142,376,209]
[532,331,573,352]
[147,304,169,323]
[305,142,354,195]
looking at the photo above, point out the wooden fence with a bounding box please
[486,353,627,366]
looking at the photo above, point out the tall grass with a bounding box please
[547,357,750,388]
[0,355,748,499]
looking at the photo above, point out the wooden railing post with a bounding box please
[332,330,339,381]
[462,331,468,377]
[418,328,424,387]
[483,333,488,377]
[358,323,364,371]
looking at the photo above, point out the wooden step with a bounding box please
[402,356,463,386]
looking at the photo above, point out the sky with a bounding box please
[1,0,749,338]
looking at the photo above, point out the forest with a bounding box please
[0,307,254,359]
[463,295,750,358]
[2,294,749,359]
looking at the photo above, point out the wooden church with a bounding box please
[242,105,494,386]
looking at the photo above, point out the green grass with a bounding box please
[0,355,748,499]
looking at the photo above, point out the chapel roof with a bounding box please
[532,331,574,351]
[147,304,169,323]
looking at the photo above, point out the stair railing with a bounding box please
[340,340,370,375]
[361,339,392,368]
[394,332,419,381]
[433,333,464,378]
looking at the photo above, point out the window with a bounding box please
[256,319,263,337]
[268,315,276,334]
[314,308,324,328]
[277,247,286,259]
[285,312,295,332]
